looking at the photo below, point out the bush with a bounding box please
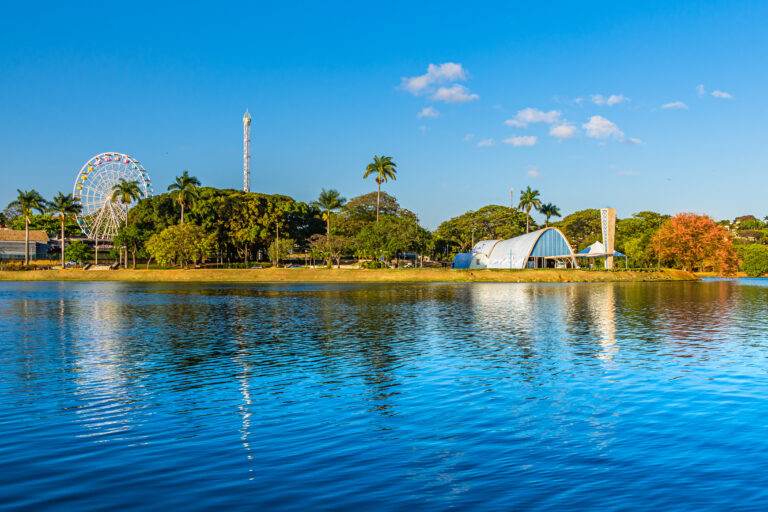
[64,241,93,263]
[360,260,386,269]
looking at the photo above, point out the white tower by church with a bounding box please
[243,109,251,192]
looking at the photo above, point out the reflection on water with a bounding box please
[1,280,767,510]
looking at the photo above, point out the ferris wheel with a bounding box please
[72,152,153,240]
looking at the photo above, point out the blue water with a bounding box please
[2,280,768,510]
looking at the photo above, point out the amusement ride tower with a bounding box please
[243,109,251,192]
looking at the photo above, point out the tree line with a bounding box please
[1,155,759,275]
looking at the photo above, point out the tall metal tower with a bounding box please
[243,109,251,192]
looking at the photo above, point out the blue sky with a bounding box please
[0,1,765,228]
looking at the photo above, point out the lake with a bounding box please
[1,280,768,510]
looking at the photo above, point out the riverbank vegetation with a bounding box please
[1,155,760,277]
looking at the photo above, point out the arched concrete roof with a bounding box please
[486,227,574,269]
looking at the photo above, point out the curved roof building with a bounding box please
[453,227,577,269]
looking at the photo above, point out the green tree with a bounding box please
[309,234,355,268]
[10,213,78,237]
[615,211,669,267]
[539,203,561,227]
[336,191,406,237]
[111,178,142,266]
[167,170,201,224]
[146,223,214,268]
[114,224,150,269]
[64,240,92,264]
[435,205,528,253]
[518,186,542,233]
[555,209,602,251]
[356,216,430,266]
[7,189,46,265]
[268,238,295,267]
[48,192,82,268]
[311,188,346,236]
[363,155,397,222]
[738,244,768,276]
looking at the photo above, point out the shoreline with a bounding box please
[0,268,696,283]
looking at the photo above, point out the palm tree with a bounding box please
[8,189,46,265]
[363,155,397,222]
[167,170,201,224]
[49,192,81,269]
[111,179,142,266]
[311,188,347,236]
[540,203,561,227]
[518,186,542,233]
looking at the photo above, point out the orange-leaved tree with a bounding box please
[654,212,739,276]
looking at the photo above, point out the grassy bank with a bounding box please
[0,268,696,283]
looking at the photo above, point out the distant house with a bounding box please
[0,230,50,261]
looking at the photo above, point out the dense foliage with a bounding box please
[146,223,215,268]
[737,244,768,277]
[435,205,529,254]
[130,188,323,263]
[64,241,92,263]
[5,173,766,276]
[656,213,739,276]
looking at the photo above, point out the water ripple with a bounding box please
[2,280,768,510]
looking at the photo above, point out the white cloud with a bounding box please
[620,137,643,145]
[400,62,467,95]
[417,106,439,118]
[430,84,479,103]
[527,168,540,177]
[550,123,578,139]
[591,94,629,106]
[662,101,688,109]
[582,115,623,139]
[419,125,427,133]
[617,170,637,176]
[696,84,706,97]
[505,108,561,127]
[712,90,733,99]
[476,138,494,147]
[463,133,475,142]
[504,135,537,147]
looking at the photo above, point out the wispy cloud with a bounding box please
[476,138,494,147]
[591,94,629,106]
[620,137,643,145]
[712,90,733,99]
[582,115,623,139]
[617,170,637,176]
[463,133,475,142]
[431,84,479,103]
[417,106,439,118]
[662,101,688,109]
[550,123,578,139]
[419,125,428,133]
[400,62,467,95]
[696,84,706,97]
[505,108,561,127]
[504,135,537,147]
[526,166,540,177]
